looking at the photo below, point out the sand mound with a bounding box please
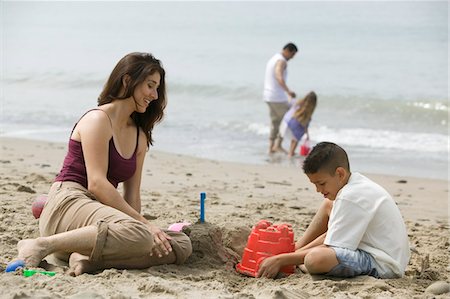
[183,222,251,270]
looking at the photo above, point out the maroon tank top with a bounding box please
[55,110,138,189]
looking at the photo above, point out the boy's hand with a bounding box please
[257,255,282,278]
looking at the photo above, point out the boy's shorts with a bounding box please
[326,246,380,278]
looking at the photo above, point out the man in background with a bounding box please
[263,42,298,154]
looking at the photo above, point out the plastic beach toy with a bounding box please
[200,192,206,223]
[32,194,48,219]
[23,269,56,277]
[300,139,311,156]
[236,220,296,277]
[5,260,25,272]
[167,222,191,232]
[5,259,56,277]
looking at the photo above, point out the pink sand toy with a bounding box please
[236,220,296,277]
[167,222,191,232]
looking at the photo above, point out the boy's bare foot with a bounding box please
[68,252,98,276]
[17,238,51,267]
[299,264,309,274]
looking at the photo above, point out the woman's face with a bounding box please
[133,72,161,113]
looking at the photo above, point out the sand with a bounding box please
[0,137,448,299]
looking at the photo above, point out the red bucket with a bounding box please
[300,143,310,156]
[236,220,295,277]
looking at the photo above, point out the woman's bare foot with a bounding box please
[68,252,98,276]
[17,238,51,267]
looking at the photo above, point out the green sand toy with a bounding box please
[23,269,56,277]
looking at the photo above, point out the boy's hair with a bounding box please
[302,142,350,175]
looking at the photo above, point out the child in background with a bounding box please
[275,91,317,157]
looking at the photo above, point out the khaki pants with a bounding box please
[39,182,192,265]
[267,102,290,141]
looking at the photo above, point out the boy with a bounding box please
[257,142,410,279]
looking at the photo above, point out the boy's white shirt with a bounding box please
[324,172,410,278]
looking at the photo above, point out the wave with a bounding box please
[3,72,104,89]
[214,121,448,155]
[311,125,448,154]
[4,74,448,141]
[170,83,449,116]
[4,73,448,112]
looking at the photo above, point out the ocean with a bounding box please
[2,1,448,180]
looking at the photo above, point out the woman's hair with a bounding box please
[302,142,350,175]
[293,91,317,127]
[98,52,167,146]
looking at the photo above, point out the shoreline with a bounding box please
[1,130,448,181]
[0,137,449,298]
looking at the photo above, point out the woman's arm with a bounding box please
[121,128,173,257]
[122,129,147,213]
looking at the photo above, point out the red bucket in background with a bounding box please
[236,220,296,277]
[300,139,311,156]
[300,144,310,156]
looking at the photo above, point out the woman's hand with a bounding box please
[147,224,173,258]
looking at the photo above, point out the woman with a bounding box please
[11,52,192,276]
[275,91,317,157]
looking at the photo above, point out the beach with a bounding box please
[2,1,448,297]
[0,137,448,299]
